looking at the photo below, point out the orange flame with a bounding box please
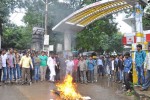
[56,75,82,100]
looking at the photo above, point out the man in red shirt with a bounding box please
[73,57,79,82]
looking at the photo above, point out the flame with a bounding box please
[56,75,82,100]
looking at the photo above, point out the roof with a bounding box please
[52,0,148,34]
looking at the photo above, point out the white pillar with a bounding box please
[64,31,71,51]
[135,2,144,43]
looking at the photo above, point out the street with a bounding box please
[0,77,135,100]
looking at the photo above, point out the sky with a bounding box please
[9,8,26,26]
[115,14,132,33]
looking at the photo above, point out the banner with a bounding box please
[44,35,49,45]
[126,36,134,44]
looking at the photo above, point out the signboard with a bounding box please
[56,44,62,52]
[49,45,54,51]
[44,35,49,45]
[126,36,135,44]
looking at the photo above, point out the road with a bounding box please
[0,76,136,100]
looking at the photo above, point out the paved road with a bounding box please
[0,77,135,100]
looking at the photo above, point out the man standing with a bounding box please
[65,57,74,76]
[47,54,56,82]
[55,54,60,82]
[20,52,33,85]
[34,52,40,82]
[78,57,87,84]
[1,49,8,83]
[97,56,104,76]
[135,44,146,85]
[87,56,95,83]
[59,54,66,81]
[15,51,21,80]
[124,52,133,94]
[140,45,150,91]
[7,48,16,83]
[118,55,124,83]
[0,50,2,85]
[73,57,79,82]
[115,55,120,82]
[39,51,48,82]
[109,56,117,81]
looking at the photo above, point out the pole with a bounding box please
[45,0,48,35]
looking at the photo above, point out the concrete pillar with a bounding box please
[64,31,72,51]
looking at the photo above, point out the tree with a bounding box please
[2,26,32,49]
[143,4,150,30]
[76,15,123,52]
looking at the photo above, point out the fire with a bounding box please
[56,75,82,100]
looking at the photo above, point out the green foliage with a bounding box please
[143,5,150,29]
[76,16,123,52]
[2,26,32,49]
[143,17,150,29]
[23,0,45,27]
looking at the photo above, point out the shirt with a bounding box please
[15,53,20,64]
[135,50,146,67]
[144,52,150,70]
[115,58,119,64]
[7,54,16,67]
[78,60,87,71]
[118,59,124,70]
[87,60,95,70]
[39,55,48,67]
[19,56,33,68]
[97,59,103,66]
[0,56,2,69]
[1,54,8,67]
[111,60,115,71]
[34,56,40,66]
[47,57,56,67]
[124,57,132,73]
[65,60,74,71]
[73,59,79,71]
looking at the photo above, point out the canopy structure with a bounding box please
[52,0,147,51]
[52,0,147,34]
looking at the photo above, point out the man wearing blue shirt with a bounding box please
[87,56,95,83]
[135,44,146,85]
[97,56,104,76]
[124,52,132,93]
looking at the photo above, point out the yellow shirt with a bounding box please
[20,56,33,68]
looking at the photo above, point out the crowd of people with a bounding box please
[0,44,150,95]
[0,48,132,92]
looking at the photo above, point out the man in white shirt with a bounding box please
[110,56,117,81]
[47,54,56,82]
[65,57,74,76]
[1,49,8,83]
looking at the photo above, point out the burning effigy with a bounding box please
[51,75,91,100]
